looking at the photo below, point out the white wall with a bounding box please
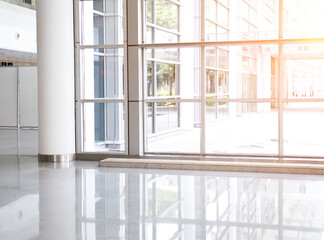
[0,66,37,128]
[20,67,38,127]
[0,1,36,54]
[0,67,18,127]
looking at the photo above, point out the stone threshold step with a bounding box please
[100,158,324,175]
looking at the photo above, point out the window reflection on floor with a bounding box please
[79,169,324,240]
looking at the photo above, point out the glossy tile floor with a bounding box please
[1,130,324,239]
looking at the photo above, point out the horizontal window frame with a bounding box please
[80,98,125,103]
[140,38,324,49]
[144,98,278,103]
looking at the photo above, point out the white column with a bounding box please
[127,0,143,156]
[37,0,75,161]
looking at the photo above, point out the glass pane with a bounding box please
[154,48,179,62]
[155,0,178,31]
[217,26,229,41]
[284,0,324,39]
[206,0,216,22]
[206,102,278,155]
[206,44,277,100]
[105,12,124,44]
[83,102,125,152]
[146,47,200,99]
[241,2,249,21]
[156,63,178,96]
[217,3,229,27]
[146,0,153,23]
[144,0,277,43]
[250,8,257,24]
[218,49,229,69]
[146,102,201,153]
[206,70,229,99]
[105,0,123,15]
[284,46,324,99]
[93,14,104,45]
[79,0,124,45]
[206,70,216,95]
[236,1,277,40]
[283,102,324,157]
[206,48,216,68]
[206,22,217,41]
[219,0,229,6]
[259,0,277,39]
[145,0,199,43]
[147,61,153,97]
[154,29,178,43]
[93,0,103,12]
[147,102,178,133]
[206,101,229,121]
[80,48,124,99]
[94,55,104,98]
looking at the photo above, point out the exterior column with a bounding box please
[127,0,143,156]
[36,0,75,161]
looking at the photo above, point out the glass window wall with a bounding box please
[78,0,126,153]
[75,0,324,159]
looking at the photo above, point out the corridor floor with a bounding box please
[1,130,324,239]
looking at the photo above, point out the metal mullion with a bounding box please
[215,46,219,118]
[284,98,324,103]
[177,2,181,129]
[123,0,128,155]
[205,98,277,103]
[142,0,148,151]
[80,44,124,49]
[152,0,157,134]
[81,99,125,103]
[140,38,324,49]
[103,1,108,142]
[143,47,147,153]
[145,98,200,103]
[201,0,206,155]
[142,0,146,44]
[152,61,157,133]
[74,0,83,153]
[17,67,21,156]
[278,0,284,157]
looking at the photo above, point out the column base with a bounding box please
[38,154,75,162]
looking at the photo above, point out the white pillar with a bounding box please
[37,0,75,161]
[127,0,143,156]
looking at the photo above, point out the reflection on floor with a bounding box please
[1,130,324,239]
[0,156,324,239]
[0,129,38,155]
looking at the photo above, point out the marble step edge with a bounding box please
[99,158,324,175]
